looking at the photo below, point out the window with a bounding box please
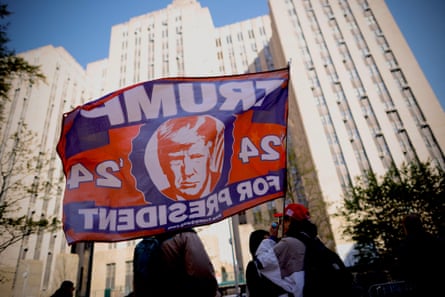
[238,211,247,224]
[106,263,116,289]
[125,261,133,294]
[253,207,263,224]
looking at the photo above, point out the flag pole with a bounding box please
[229,215,244,296]
[281,60,292,238]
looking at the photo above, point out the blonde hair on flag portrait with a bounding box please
[144,114,225,201]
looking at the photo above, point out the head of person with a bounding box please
[157,115,224,200]
[60,280,75,294]
[402,213,424,236]
[249,229,270,257]
[275,203,316,237]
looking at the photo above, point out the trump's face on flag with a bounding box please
[152,115,224,201]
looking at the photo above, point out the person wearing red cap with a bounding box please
[256,203,354,297]
[253,203,312,297]
[277,203,309,220]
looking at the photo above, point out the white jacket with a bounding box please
[255,237,306,297]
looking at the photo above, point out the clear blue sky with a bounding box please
[4,0,445,110]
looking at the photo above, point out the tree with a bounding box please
[286,123,337,250]
[0,3,58,255]
[0,3,45,122]
[0,123,60,254]
[337,160,444,269]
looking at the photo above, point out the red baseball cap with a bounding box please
[274,203,310,221]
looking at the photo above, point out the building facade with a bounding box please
[0,45,90,296]
[268,0,444,257]
[0,0,443,296]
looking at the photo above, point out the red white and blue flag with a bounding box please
[57,68,289,244]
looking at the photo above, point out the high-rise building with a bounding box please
[268,0,444,257]
[0,45,90,297]
[1,1,443,296]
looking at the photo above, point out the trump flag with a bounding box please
[57,68,289,244]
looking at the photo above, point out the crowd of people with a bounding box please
[58,204,442,297]
[130,204,442,297]
[129,203,350,297]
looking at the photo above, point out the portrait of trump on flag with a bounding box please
[143,115,225,201]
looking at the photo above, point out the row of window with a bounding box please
[289,0,444,191]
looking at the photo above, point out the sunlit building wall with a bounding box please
[0,45,90,297]
[267,0,444,259]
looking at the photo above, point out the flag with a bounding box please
[57,68,289,244]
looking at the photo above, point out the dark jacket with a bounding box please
[397,230,444,297]
[142,229,220,297]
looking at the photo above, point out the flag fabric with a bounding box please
[57,68,289,244]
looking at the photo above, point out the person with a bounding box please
[395,213,444,297]
[285,208,354,297]
[221,266,228,282]
[245,229,288,297]
[254,204,309,297]
[134,228,221,297]
[156,115,224,201]
[50,280,75,297]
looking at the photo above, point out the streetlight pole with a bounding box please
[71,242,94,297]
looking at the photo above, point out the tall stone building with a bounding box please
[0,46,90,296]
[0,0,443,296]
[268,0,444,256]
